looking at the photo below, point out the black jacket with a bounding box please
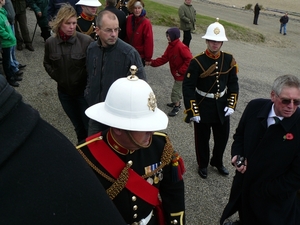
[183,50,239,123]
[0,76,126,224]
[221,99,300,224]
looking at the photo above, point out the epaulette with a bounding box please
[154,132,185,182]
[192,51,205,59]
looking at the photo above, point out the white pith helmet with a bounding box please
[202,18,228,41]
[85,66,168,131]
[76,0,101,7]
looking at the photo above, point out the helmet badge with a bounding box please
[148,92,157,112]
[214,27,220,35]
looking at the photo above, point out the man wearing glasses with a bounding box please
[85,10,145,135]
[221,74,300,225]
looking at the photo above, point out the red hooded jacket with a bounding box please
[151,28,192,81]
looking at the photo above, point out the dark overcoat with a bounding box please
[221,99,300,224]
[0,76,126,224]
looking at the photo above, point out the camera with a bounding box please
[236,155,245,167]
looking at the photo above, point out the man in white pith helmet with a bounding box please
[77,67,186,225]
[76,0,102,39]
[182,18,239,179]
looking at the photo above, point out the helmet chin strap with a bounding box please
[84,6,97,16]
[126,131,152,149]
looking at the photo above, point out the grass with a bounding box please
[143,0,265,43]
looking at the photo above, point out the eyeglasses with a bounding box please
[276,94,300,106]
[100,27,121,34]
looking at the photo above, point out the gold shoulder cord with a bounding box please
[76,137,116,183]
[76,24,94,36]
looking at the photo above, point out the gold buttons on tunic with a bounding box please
[132,196,137,201]
[133,205,138,211]
[133,213,138,219]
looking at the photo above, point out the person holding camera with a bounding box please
[221,74,300,225]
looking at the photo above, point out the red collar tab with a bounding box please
[107,129,131,155]
[80,12,95,21]
[205,49,221,59]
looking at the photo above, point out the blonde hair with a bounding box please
[49,3,77,36]
[127,0,145,13]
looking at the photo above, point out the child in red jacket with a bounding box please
[147,27,192,116]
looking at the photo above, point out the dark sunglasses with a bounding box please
[276,94,300,106]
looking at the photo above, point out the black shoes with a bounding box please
[168,105,180,117]
[7,79,19,87]
[15,71,23,77]
[14,76,22,81]
[167,102,181,108]
[25,44,34,51]
[198,163,229,179]
[198,168,207,179]
[167,102,181,117]
[210,162,229,176]
[18,64,26,70]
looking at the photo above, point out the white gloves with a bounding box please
[224,107,234,117]
[190,116,201,123]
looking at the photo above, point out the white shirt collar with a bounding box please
[267,104,283,126]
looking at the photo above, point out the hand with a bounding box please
[190,116,200,123]
[232,155,247,174]
[37,12,42,17]
[224,106,234,116]
[145,61,151,66]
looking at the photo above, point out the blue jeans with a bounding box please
[10,25,20,73]
[58,90,89,143]
[280,23,287,34]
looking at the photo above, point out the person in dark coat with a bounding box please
[0,75,127,225]
[12,0,34,51]
[220,74,300,225]
[253,3,260,25]
[28,0,51,41]
[104,0,127,40]
[77,70,186,225]
[279,12,289,35]
[182,19,239,179]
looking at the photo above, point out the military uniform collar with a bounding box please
[205,49,221,59]
[80,12,95,21]
[107,129,132,155]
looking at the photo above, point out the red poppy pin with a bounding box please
[283,133,294,141]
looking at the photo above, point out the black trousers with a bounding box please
[253,13,259,24]
[182,30,192,47]
[193,118,230,168]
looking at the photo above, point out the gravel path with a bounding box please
[14,3,300,224]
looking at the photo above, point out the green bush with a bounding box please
[244,4,252,10]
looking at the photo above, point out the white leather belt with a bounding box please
[129,210,153,225]
[196,88,226,99]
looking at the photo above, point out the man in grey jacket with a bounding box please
[178,0,196,48]
[85,10,146,135]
